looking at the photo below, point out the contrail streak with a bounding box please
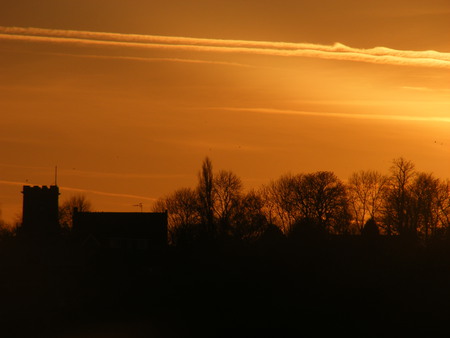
[216,107,450,123]
[58,168,188,180]
[0,180,156,201]
[42,52,253,68]
[2,26,449,61]
[59,186,157,201]
[1,26,450,69]
[0,180,29,187]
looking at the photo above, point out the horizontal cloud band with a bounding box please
[215,107,450,123]
[1,26,450,69]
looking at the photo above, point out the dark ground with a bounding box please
[2,235,450,337]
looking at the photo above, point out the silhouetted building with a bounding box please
[362,218,380,237]
[73,210,168,251]
[21,185,60,234]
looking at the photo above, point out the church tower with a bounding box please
[21,185,60,234]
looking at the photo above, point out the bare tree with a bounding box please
[261,172,350,234]
[213,170,243,234]
[153,187,200,228]
[297,171,351,234]
[437,179,450,235]
[260,174,300,233]
[382,157,416,236]
[197,157,215,236]
[0,208,13,237]
[232,190,269,242]
[59,194,92,229]
[153,187,201,245]
[347,170,389,233]
[409,172,441,240]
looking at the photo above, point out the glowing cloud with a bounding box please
[1,26,450,69]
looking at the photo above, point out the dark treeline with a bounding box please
[154,156,450,245]
[2,157,450,337]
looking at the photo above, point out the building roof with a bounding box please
[72,211,168,246]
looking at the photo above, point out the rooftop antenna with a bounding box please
[133,202,143,212]
[54,165,58,186]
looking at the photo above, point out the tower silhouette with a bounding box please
[21,185,60,234]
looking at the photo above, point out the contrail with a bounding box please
[1,26,450,69]
[59,186,157,201]
[0,180,30,187]
[216,107,450,123]
[0,180,157,201]
[58,168,188,180]
[2,26,449,61]
[41,52,254,68]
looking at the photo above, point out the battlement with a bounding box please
[22,185,60,194]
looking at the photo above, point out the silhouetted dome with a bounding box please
[361,218,379,237]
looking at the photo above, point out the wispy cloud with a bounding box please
[0,163,51,171]
[215,107,450,123]
[400,86,450,94]
[401,86,432,91]
[37,52,254,68]
[0,179,156,201]
[1,26,450,69]
[0,180,29,187]
[59,186,157,201]
[0,163,188,180]
[159,138,271,152]
[59,168,187,180]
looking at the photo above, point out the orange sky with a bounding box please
[1,1,450,224]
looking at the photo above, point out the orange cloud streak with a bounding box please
[1,26,450,69]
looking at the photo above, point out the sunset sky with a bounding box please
[1,1,450,224]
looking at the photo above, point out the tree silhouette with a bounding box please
[197,157,215,237]
[260,172,351,234]
[213,169,243,235]
[153,187,201,245]
[437,179,450,235]
[347,170,388,233]
[150,155,450,245]
[410,172,440,240]
[154,158,250,243]
[231,190,269,242]
[382,157,416,237]
[260,174,301,232]
[59,194,92,229]
[298,171,351,234]
[0,208,14,238]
